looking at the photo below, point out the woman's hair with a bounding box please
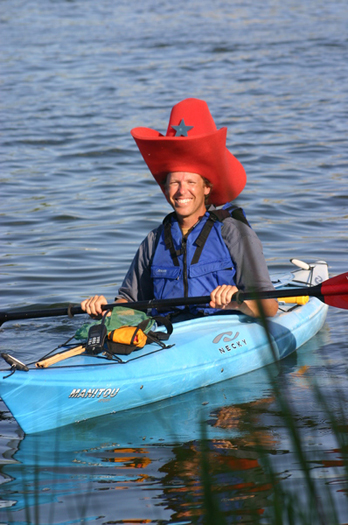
[202,176,213,205]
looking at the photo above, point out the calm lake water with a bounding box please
[1,0,348,522]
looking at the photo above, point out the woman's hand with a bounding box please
[210,285,239,310]
[81,295,108,317]
[210,285,278,318]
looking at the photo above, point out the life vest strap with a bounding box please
[163,213,181,266]
[190,214,218,264]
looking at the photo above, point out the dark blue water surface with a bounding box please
[1,0,348,522]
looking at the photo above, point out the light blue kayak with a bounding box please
[0,259,329,434]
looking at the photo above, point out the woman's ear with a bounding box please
[204,185,211,196]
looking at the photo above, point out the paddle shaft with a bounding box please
[0,298,207,325]
[1,272,347,325]
[0,282,327,326]
[0,304,85,326]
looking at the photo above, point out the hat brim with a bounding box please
[131,126,246,206]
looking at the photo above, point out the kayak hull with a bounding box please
[0,260,329,434]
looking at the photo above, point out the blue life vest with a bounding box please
[151,206,248,315]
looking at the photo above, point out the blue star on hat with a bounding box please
[172,119,194,137]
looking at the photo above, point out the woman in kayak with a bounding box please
[81,98,278,319]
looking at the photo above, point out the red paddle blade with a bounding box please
[321,272,348,310]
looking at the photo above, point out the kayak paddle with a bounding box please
[0,272,347,326]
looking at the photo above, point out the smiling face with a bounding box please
[164,172,211,227]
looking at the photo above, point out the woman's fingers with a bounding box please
[81,295,108,316]
[210,285,238,309]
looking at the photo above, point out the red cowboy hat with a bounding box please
[130,98,246,205]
